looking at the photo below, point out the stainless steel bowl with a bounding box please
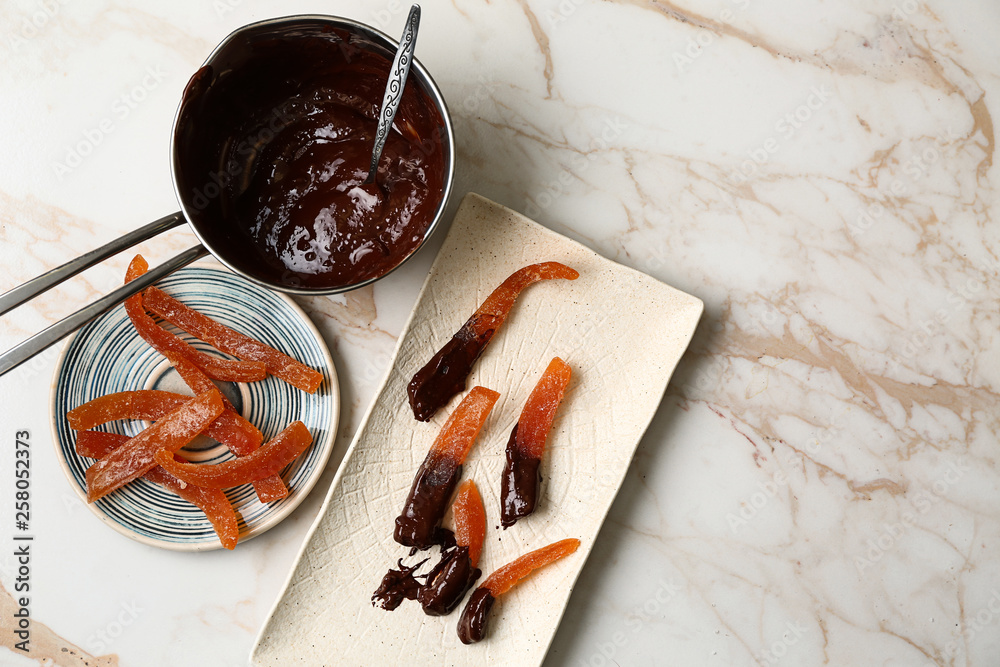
[0,13,455,376]
[172,14,456,296]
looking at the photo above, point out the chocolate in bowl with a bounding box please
[173,16,453,294]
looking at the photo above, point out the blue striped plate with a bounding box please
[50,262,339,551]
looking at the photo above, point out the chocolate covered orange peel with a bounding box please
[394,386,499,550]
[457,538,580,644]
[407,262,577,421]
[416,479,486,616]
[501,357,572,527]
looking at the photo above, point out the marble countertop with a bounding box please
[1,0,998,665]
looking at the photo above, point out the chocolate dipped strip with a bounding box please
[393,387,499,549]
[457,588,495,644]
[393,453,461,550]
[500,425,541,528]
[407,263,578,421]
[417,546,481,616]
[500,357,572,527]
[456,538,580,644]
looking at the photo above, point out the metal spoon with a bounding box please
[0,12,455,379]
[366,4,421,184]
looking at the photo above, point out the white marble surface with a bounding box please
[0,0,998,665]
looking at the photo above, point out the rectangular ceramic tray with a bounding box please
[251,193,704,666]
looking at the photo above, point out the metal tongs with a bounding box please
[0,9,436,381]
[0,216,207,378]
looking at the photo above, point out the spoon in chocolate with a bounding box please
[366,4,421,184]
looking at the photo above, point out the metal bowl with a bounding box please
[171,14,455,295]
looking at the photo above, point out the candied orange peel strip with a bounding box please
[142,285,323,393]
[458,538,581,644]
[452,479,486,567]
[85,388,224,502]
[407,262,578,421]
[481,538,580,597]
[163,352,263,453]
[76,430,128,459]
[146,465,240,550]
[78,431,239,549]
[501,357,572,528]
[415,479,487,617]
[124,255,266,383]
[153,421,312,489]
[67,389,259,456]
[433,387,501,464]
[394,386,500,549]
[165,352,287,503]
[67,390,187,429]
[515,357,572,460]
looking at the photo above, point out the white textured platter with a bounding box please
[251,193,703,666]
[50,262,339,551]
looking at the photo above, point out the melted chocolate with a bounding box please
[174,25,446,290]
[407,320,494,421]
[393,453,461,549]
[500,424,542,528]
[457,587,496,644]
[372,558,427,611]
[417,546,482,616]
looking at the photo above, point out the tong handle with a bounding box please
[0,211,185,316]
[0,244,208,378]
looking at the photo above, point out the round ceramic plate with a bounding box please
[50,262,339,551]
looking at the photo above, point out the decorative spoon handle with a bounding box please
[367,4,421,184]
